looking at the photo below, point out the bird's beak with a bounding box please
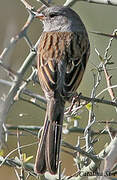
[34,12,45,20]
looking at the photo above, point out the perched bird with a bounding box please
[34,5,90,174]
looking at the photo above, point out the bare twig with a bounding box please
[14,67,38,100]
[0,141,37,167]
[17,130,25,180]
[103,64,116,101]
[62,141,98,162]
[22,89,47,104]
[84,72,98,165]
[102,30,117,103]
[6,124,111,137]
[90,30,117,39]
[14,168,21,180]
[96,84,117,98]
[20,96,46,111]
[0,156,36,176]
[6,124,42,131]
[36,0,50,7]
[0,79,13,86]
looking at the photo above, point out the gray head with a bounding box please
[37,6,86,32]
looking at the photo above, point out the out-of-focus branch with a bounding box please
[90,30,117,39]
[36,0,50,7]
[0,156,34,170]
[14,68,38,100]
[6,124,110,136]
[22,89,47,104]
[0,0,36,64]
[62,141,99,162]
[0,0,41,147]
[0,48,37,147]
[6,124,41,131]
[20,96,46,111]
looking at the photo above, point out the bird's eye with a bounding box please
[49,13,58,18]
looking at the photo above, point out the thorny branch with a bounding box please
[1,135,117,180]
[0,0,41,147]
[0,0,117,179]
[103,29,117,107]
[95,29,117,110]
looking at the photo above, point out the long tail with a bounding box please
[34,97,65,174]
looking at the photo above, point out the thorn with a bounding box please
[108,75,112,80]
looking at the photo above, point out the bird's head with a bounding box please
[36,6,85,32]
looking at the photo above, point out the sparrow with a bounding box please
[34,5,90,174]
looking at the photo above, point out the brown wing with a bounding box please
[63,32,90,95]
[37,32,90,98]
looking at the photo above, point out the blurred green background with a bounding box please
[0,0,117,179]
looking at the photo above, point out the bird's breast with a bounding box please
[37,31,90,100]
[38,32,73,64]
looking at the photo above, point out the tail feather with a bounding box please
[34,114,49,174]
[46,98,64,174]
[34,97,65,174]
[46,121,62,174]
